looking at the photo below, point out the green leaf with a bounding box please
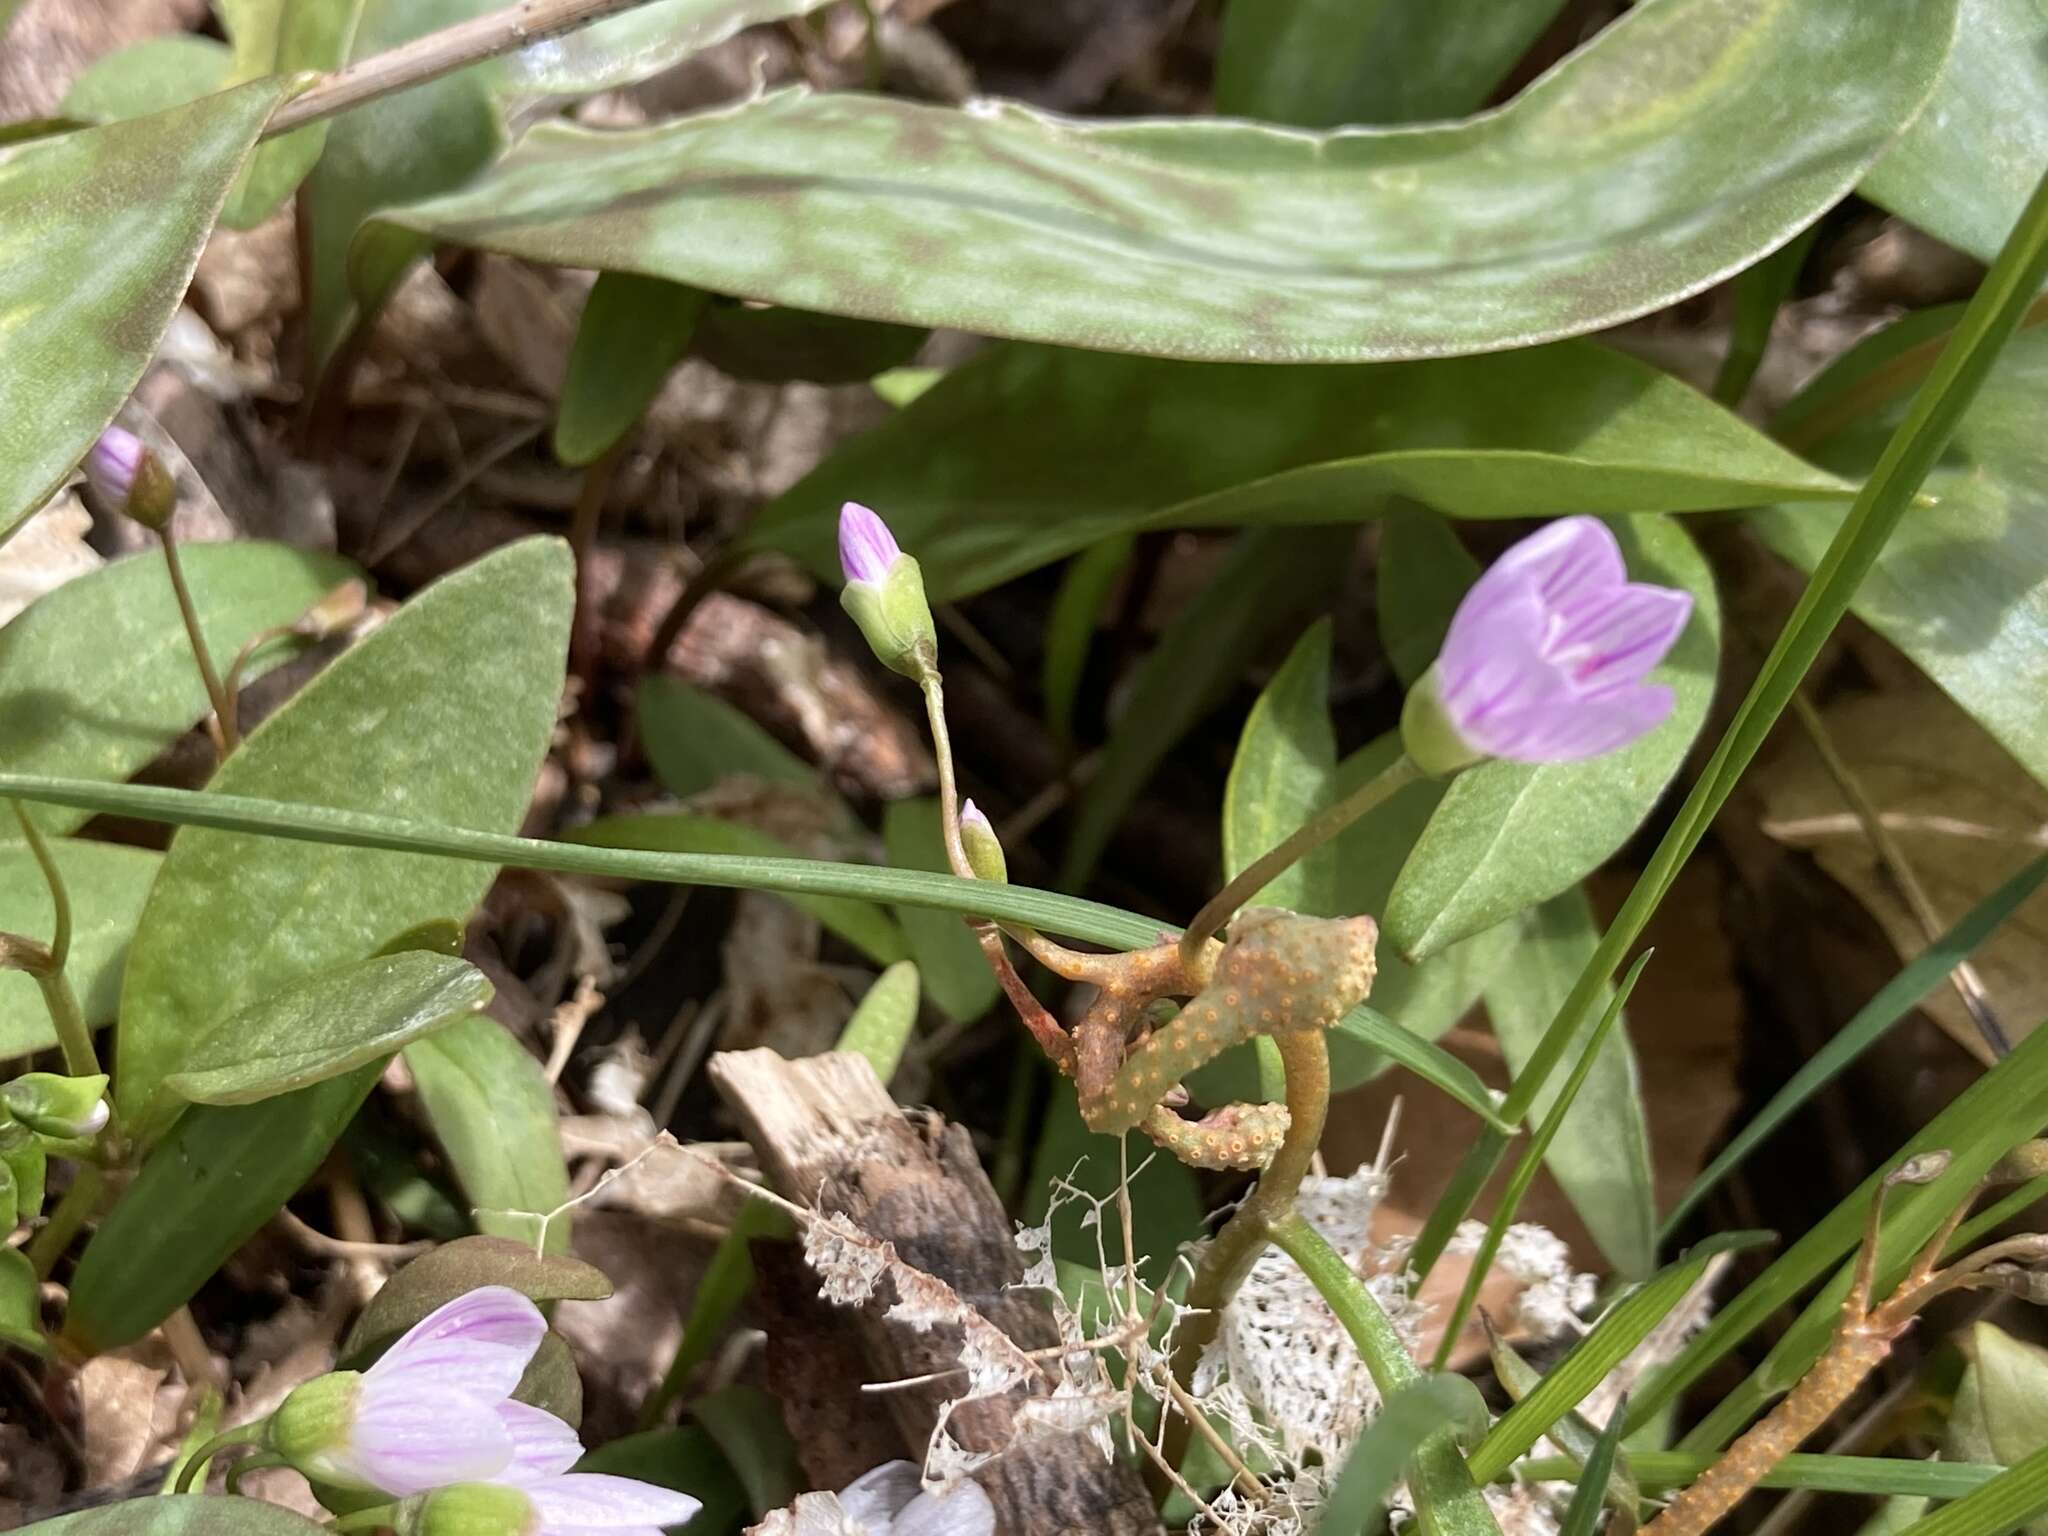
[689,1383,803,1517]
[339,1233,611,1360]
[1487,1325,1642,1519]
[1521,1451,2002,1499]
[637,676,836,803]
[0,1246,43,1355]
[0,840,158,1060]
[0,542,356,842]
[1633,1010,2048,1446]
[374,0,1957,364]
[66,1069,380,1351]
[693,302,927,385]
[1042,534,1135,747]
[574,1426,749,1535]
[1064,527,1353,886]
[1217,0,1568,126]
[554,273,707,467]
[1467,1229,1774,1481]
[1903,1442,2048,1536]
[1482,891,1656,1278]
[1557,1393,1629,1536]
[1023,1078,1206,1281]
[1949,1322,2048,1510]
[1663,850,2048,1238]
[11,1500,335,1536]
[1753,318,2048,793]
[164,951,491,1105]
[570,811,906,964]
[219,0,369,229]
[304,0,509,374]
[1319,1375,1493,1536]
[1223,619,1336,914]
[115,537,571,1142]
[750,341,1848,600]
[57,36,230,124]
[883,798,998,1022]
[641,1198,789,1429]
[835,960,920,1085]
[1331,1008,1513,1131]
[501,0,832,95]
[406,1013,571,1252]
[1862,0,2048,262]
[0,81,285,540]
[1385,514,1721,958]
[1377,507,1477,688]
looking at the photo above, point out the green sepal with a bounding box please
[962,816,1007,884]
[270,1371,364,1485]
[1399,665,1485,779]
[399,1482,535,1536]
[839,555,937,679]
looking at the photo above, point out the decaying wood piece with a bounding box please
[708,1049,1163,1536]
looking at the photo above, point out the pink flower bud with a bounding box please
[1405,517,1692,772]
[82,426,176,531]
[838,501,904,587]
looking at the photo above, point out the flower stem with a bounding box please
[170,1419,269,1494]
[27,1163,103,1278]
[1180,753,1421,968]
[330,1507,405,1533]
[1269,1210,1417,1394]
[9,804,99,1080]
[159,531,236,753]
[920,673,974,880]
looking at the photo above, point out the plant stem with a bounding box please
[567,443,623,684]
[1180,753,1421,967]
[265,0,663,136]
[920,674,974,880]
[159,532,236,753]
[171,1421,273,1495]
[9,805,98,1079]
[27,1164,103,1278]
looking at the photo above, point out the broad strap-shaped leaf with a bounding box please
[57,37,229,123]
[0,81,285,540]
[1218,0,1569,126]
[372,0,1956,364]
[835,960,920,1084]
[1384,514,1721,958]
[0,542,357,842]
[1223,618,1337,915]
[404,1014,573,1253]
[502,0,831,96]
[1752,316,2048,795]
[115,537,572,1142]
[1861,0,2048,263]
[219,0,369,229]
[0,841,158,1060]
[555,272,706,466]
[164,950,492,1104]
[12,1501,335,1535]
[637,675,843,809]
[746,340,1848,598]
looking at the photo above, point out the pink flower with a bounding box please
[1408,517,1692,770]
[838,501,904,587]
[272,1286,568,1496]
[85,427,146,506]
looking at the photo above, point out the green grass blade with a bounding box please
[1556,1394,1627,1536]
[1893,1441,2048,1536]
[1517,1452,1999,1499]
[1662,850,2048,1238]
[1410,162,2048,1283]
[1319,1376,1492,1536]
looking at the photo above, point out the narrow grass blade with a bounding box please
[1557,1394,1628,1536]
[1319,1376,1491,1536]
[1517,1452,2000,1499]
[1888,1440,2048,1536]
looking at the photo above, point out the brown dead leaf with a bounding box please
[72,1346,179,1489]
[0,494,101,625]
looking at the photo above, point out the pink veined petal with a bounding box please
[524,1472,704,1531]
[368,1286,546,1403]
[1481,683,1676,763]
[494,1400,585,1485]
[339,1380,514,1495]
[1436,579,1555,717]
[1548,583,1693,690]
[893,1481,997,1536]
[838,501,902,586]
[839,1460,922,1527]
[1456,516,1626,629]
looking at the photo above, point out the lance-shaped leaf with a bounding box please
[502,0,832,96]
[370,0,1955,365]
[11,1503,335,1535]
[0,82,285,541]
[0,841,159,1060]
[746,341,1847,599]
[219,0,370,229]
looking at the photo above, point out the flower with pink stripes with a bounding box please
[1402,517,1692,774]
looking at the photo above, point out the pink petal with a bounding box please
[1461,516,1625,621]
[1483,683,1676,763]
[525,1473,703,1531]
[838,502,902,586]
[342,1380,513,1495]
[840,1461,921,1526]
[895,1482,996,1536]
[1549,584,1693,689]
[368,1286,546,1403]
[494,1401,585,1484]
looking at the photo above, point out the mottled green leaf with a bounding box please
[1218,0,1568,126]
[1862,0,2048,262]
[375,0,1954,363]
[220,0,369,229]
[1064,527,1353,886]
[555,273,707,467]
[0,82,285,540]
[0,841,159,1060]
[57,37,230,124]
[115,538,571,1143]
[884,798,998,1022]
[67,1070,380,1351]
[1753,316,2048,793]
[503,0,830,95]
[405,1013,571,1253]
[165,951,491,1105]
[749,341,1848,599]
[12,1502,333,1536]
[0,542,356,843]
[340,1233,611,1360]
[1482,890,1656,1278]
[1385,514,1721,958]
[836,960,920,1084]
[569,811,906,963]
[1223,618,1336,914]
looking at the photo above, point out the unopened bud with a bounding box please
[0,1073,110,1139]
[837,503,937,680]
[83,427,176,532]
[959,799,1006,883]
[394,1483,535,1536]
[295,579,372,641]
